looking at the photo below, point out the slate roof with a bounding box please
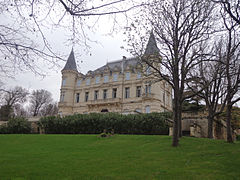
[144,31,160,55]
[62,32,159,75]
[93,57,140,74]
[62,49,78,72]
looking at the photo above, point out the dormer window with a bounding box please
[77,80,81,87]
[137,72,141,79]
[125,72,131,80]
[86,78,90,85]
[146,66,151,75]
[62,79,66,86]
[104,75,109,83]
[96,76,100,84]
[113,73,118,82]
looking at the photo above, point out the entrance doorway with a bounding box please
[101,109,109,113]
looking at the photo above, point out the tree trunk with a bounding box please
[226,104,233,143]
[172,107,179,147]
[172,91,180,147]
[207,115,214,139]
[178,104,182,138]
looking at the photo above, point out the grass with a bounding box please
[0,135,239,180]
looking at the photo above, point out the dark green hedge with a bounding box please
[39,112,171,135]
[0,117,31,134]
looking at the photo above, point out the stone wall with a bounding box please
[169,113,237,141]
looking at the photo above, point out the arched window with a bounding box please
[145,105,150,113]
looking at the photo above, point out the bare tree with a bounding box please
[30,89,53,117]
[0,1,143,78]
[189,52,227,138]
[216,0,240,25]
[0,86,28,120]
[40,102,58,116]
[221,17,240,143]
[127,0,215,146]
[14,103,29,118]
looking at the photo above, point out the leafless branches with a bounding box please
[30,89,54,116]
[217,0,240,24]
[0,0,143,79]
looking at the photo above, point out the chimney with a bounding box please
[121,56,126,73]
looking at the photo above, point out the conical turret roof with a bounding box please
[144,31,160,56]
[62,49,78,72]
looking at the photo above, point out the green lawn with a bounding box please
[0,135,239,180]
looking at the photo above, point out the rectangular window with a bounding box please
[94,90,99,100]
[85,92,89,102]
[103,89,107,99]
[145,85,151,94]
[77,80,81,87]
[62,79,66,86]
[104,75,109,83]
[113,73,118,82]
[96,76,100,84]
[60,92,65,102]
[137,72,141,79]
[136,86,141,97]
[125,87,130,99]
[112,88,117,98]
[86,78,90,85]
[166,94,169,105]
[76,93,80,103]
[125,72,131,80]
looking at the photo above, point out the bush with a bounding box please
[0,124,8,134]
[39,112,172,135]
[236,135,240,141]
[0,117,31,134]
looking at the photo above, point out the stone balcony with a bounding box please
[58,102,67,107]
[87,98,121,107]
[142,93,155,100]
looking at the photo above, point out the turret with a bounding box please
[59,49,78,115]
[144,31,160,56]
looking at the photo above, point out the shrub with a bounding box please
[0,117,31,134]
[236,135,240,141]
[39,112,171,135]
[0,124,8,134]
